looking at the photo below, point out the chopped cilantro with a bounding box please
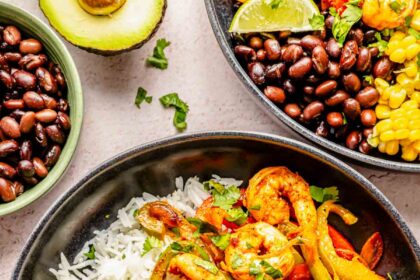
[368,32,388,56]
[212,185,241,210]
[170,242,194,253]
[249,262,261,275]
[250,204,261,210]
[364,75,374,85]
[260,260,283,278]
[133,209,139,217]
[226,207,248,225]
[309,14,325,30]
[408,28,420,40]
[342,113,348,125]
[231,253,244,269]
[146,38,170,70]
[406,16,413,27]
[331,2,362,45]
[171,227,181,237]
[84,244,96,260]
[193,258,219,275]
[196,245,211,261]
[186,217,216,235]
[269,0,285,9]
[209,234,231,250]
[329,7,337,16]
[159,93,189,131]
[256,273,266,280]
[204,180,225,193]
[310,186,340,203]
[389,0,406,13]
[135,87,152,108]
[246,242,254,249]
[142,236,162,256]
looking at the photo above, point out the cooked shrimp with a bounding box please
[196,196,228,230]
[244,167,331,280]
[317,201,385,280]
[136,201,196,239]
[167,253,228,280]
[362,0,417,30]
[223,222,295,280]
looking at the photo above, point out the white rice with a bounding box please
[50,175,242,280]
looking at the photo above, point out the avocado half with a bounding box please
[39,0,166,55]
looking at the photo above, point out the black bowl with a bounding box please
[13,132,420,279]
[204,0,420,172]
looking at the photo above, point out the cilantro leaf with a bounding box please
[363,75,374,85]
[135,87,152,108]
[310,186,340,203]
[226,207,248,225]
[309,14,325,30]
[142,236,162,256]
[84,244,96,260]
[408,28,420,40]
[368,32,388,56]
[269,0,285,9]
[249,262,262,275]
[186,217,217,235]
[260,260,283,278]
[250,204,261,210]
[231,253,244,269]
[159,93,189,131]
[256,273,266,280]
[332,2,362,45]
[389,0,406,13]
[212,185,241,210]
[133,209,139,217]
[209,234,231,250]
[193,258,219,275]
[146,38,170,69]
[406,16,413,27]
[170,242,193,253]
[203,180,225,193]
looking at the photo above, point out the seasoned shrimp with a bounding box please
[244,167,331,280]
[167,253,227,280]
[223,222,295,280]
[317,201,385,280]
[136,201,196,239]
[196,197,228,230]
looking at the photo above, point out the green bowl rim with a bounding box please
[0,2,83,216]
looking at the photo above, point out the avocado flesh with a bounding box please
[78,0,127,15]
[40,0,166,55]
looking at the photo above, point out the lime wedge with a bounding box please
[229,0,321,33]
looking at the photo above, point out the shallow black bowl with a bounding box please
[204,0,420,172]
[13,132,419,279]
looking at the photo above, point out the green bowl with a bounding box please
[0,2,83,216]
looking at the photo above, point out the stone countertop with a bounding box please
[0,0,419,278]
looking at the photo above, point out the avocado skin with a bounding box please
[40,0,166,56]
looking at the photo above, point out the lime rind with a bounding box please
[229,0,321,33]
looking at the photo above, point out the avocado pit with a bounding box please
[78,0,126,15]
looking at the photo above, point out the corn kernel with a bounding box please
[401,36,417,48]
[386,41,400,55]
[403,59,419,76]
[400,139,412,147]
[375,104,391,119]
[385,140,399,155]
[412,92,420,103]
[390,48,406,63]
[375,119,393,133]
[390,108,406,119]
[411,10,420,31]
[374,78,389,91]
[393,118,408,129]
[381,86,393,101]
[378,141,387,153]
[390,31,406,42]
[395,129,410,139]
[408,109,420,119]
[389,89,407,109]
[409,129,420,141]
[367,136,379,147]
[397,73,411,85]
[401,100,418,110]
[402,146,418,161]
[380,130,395,142]
[409,119,420,129]
[413,141,420,153]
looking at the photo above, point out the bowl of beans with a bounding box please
[205,0,420,171]
[0,2,83,215]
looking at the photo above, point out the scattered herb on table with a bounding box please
[147,38,170,69]
[84,244,96,260]
[135,87,152,108]
[159,93,189,131]
[310,186,340,203]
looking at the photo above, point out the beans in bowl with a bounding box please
[0,24,70,202]
[231,0,420,161]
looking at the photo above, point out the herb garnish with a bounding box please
[146,38,170,69]
[231,253,244,269]
[135,87,152,108]
[310,186,339,203]
[249,262,261,275]
[170,242,194,253]
[368,32,388,56]
[389,0,406,13]
[250,204,261,210]
[260,260,283,278]
[209,234,231,250]
[84,244,96,260]
[309,14,325,30]
[194,258,219,275]
[133,209,139,217]
[142,236,162,256]
[207,182,241,210]
[159,93,189,131]
[408,28,420,40]
[226,207,248,225]
[331,1,362,46]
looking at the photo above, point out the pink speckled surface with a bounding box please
[0,1,419,279]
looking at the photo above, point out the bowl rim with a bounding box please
[0,2,83,216]
[13,130,420,278]
[204,0,420,172]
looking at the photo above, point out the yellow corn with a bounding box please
[389,88,407,109]
[411,10,420,31]
[395,129,410,140]
[401,100,418,110]
[401,36,417,48]
[378,141,387,153]
[409,119,420,129]
[406,44,420,61]
[402,146,418,161]
[375,104,391,119]
[400,139,412,147]
[385,140,400,155]
[380,130,395,142]
[390,108,406,119]
[392,118,408,129]
[409,129,420,141]
[375,119,393,133]
[413,141,420,153]
[367,136,380,148]
[390,31,407,42]
[374,78,389,92]
[390,48,406,63]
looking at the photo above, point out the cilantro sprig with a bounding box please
[135,87,152,108]
[310,186,339,203]
[146,38,170,70]
[331,1,362,46]
[159,93,189,131]
[209,234,231,250]
[142,236,162,256]
[84,244,96,260]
